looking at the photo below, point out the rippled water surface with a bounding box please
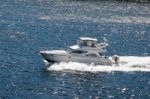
[0,0,150,98]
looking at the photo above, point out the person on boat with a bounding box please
[112,55,119,64]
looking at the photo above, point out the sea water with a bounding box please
[0,0,150,98]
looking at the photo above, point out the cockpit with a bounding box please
[78,37,97,47]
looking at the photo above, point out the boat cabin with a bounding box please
[78,37,97,47]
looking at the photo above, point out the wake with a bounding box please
[47,56,150,72]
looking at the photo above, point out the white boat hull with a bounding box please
[40,51,112,66]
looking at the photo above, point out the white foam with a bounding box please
[47,56,150,72]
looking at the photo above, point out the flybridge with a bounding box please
[78,37,97,47]
[70,37,108,53]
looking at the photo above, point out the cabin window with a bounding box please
[70,50,87,54]
[86,54,98,58]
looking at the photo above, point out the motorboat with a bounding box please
[39,37,118,66]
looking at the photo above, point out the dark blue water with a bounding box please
[0,0,150,98]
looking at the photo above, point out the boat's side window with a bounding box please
[70,50,87,54]
[86,54,98,58]
[99,53,102,56]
